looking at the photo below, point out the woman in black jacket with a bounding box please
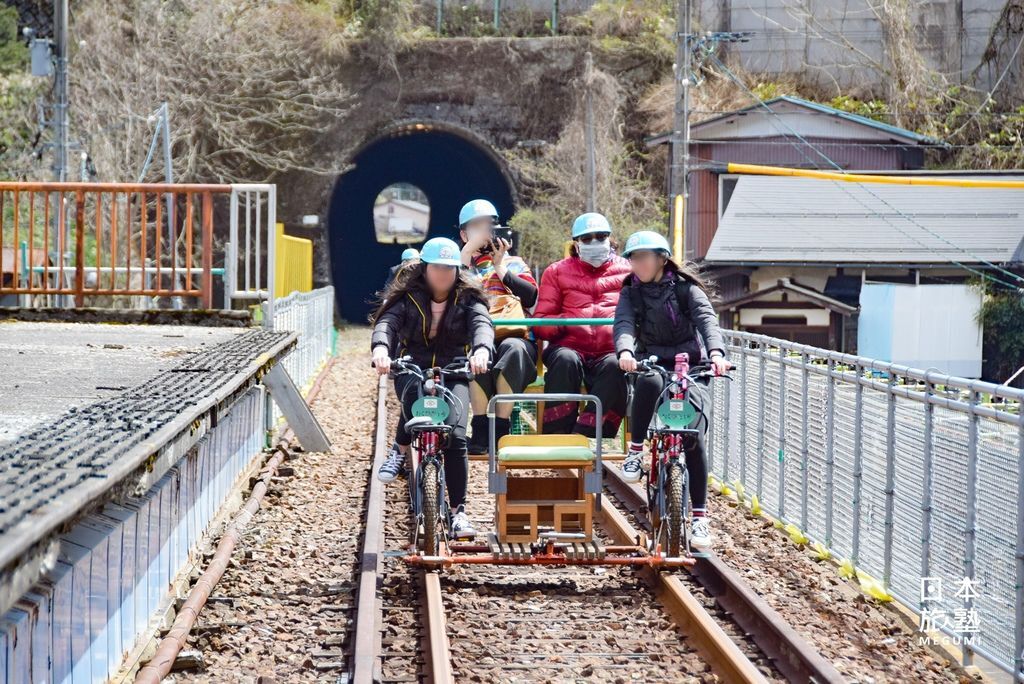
[613,231,728,549]
[370,237,495,539]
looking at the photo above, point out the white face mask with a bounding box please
[578,239,611,266]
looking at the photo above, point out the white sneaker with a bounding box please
[450,510,476,539]
[377,447,405,483]
[621,452,644,483]
[689,516,712,549]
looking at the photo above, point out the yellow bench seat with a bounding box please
[497,446,595,462]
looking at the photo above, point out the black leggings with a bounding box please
[541,347,626,437]
[473,337,538,396]
[630,373,709,510]
[394,373,470,511]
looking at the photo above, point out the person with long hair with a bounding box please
[370,237,494,539]
[533,212,631,437]
[613,230,729,549]
[455,199,540,454]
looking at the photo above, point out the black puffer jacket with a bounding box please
[613,270,726,365]
[371,285,495,369]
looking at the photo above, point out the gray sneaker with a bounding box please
[689,516,713,549]
[377,447,405,483]
[621,452,644,483]
[450,510,476,539]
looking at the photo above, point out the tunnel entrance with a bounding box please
[328,123,516,323]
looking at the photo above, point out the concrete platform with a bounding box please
[0,321,246,446]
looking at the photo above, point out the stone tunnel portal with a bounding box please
[328,123,516,323]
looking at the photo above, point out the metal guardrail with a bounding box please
[263,285,335,427]
[226,184,277,320]
[0,181,282,315]
[493,316,1024,677]
[705,331,1024,679]
[0,182,229,306]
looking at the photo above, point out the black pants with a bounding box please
[541,346,626,438]
[394,373,470,511]
[474,337,538,397]
[630,373,709,510]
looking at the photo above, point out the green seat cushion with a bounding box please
[497,445,595,462]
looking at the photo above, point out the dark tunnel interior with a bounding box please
[328,126,516,323]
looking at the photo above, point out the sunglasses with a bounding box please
[577,232,611,244]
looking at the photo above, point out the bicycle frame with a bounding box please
[394,360,468,551]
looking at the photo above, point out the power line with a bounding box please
[708,53,1024,292]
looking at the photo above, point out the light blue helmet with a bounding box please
[622,230,671,257]
[571,212,612,238]
[401,248,419,261]
[458,199,499,227]
[419,237,462,267]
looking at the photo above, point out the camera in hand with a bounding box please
[479,226,516,254]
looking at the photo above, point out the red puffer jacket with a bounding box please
[534,255,632,359]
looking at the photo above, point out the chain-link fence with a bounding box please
[705,330,1024,679]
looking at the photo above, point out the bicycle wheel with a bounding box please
[665,461,686,557]
[420,460,440,556]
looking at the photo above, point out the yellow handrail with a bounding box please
[726,162,1024,189]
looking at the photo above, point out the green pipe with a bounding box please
[494,318,614,326]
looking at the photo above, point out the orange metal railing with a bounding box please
[0,182,231,307]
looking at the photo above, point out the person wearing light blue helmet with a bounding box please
[454,199,540,455]
[384,247,422,288]
[370,236,495,539]
[613,228,729,549]
[533,211,631,437]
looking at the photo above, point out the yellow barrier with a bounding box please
[275,222,313,298]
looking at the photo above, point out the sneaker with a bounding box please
[621,452,644,483]
[450,510,477,540]
[377,447,406,483]
[689,516,713,549]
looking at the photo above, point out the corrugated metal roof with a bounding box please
[646,96,944,147]
[705,175,1024,265]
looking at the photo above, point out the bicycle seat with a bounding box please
[406,416,435,430]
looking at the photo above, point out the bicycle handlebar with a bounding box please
[629,355,736,380]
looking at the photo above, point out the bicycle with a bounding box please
[390,356,474,556]
[626,352,733,558]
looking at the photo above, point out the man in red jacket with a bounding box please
[534,212,631,437]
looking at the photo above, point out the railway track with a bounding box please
[351,377,844,683]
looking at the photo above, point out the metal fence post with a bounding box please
[825,358,835,548]
[921,373,935,599]
[1014,416,1024,679]
[778,349,787,519]
[800,352,810,532]
[883,372,897,589]
[851,362,864,565]
[738,342,748,485]
[756,341,766,498]
[963,388,979,667]
[723,367,732,482]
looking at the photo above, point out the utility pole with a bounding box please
[670,0,691,263]
[584,51,596,213]
[53,0,70,306]
[52,0,68,183]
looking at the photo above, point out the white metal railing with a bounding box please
[262,286,335,425]
[226,184,276,322]
[706,330,1024,678]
